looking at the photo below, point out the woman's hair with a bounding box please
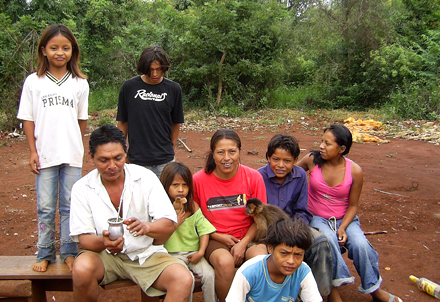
[205,129,241,174]
[37,24,87,79]
[311,124,353,167]
[160,162,195,213]
[137,46,170,76]
[264,218,312,251]
[266,134,300,160]
[89,125,127,157]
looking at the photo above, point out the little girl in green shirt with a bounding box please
[160,162,217,302]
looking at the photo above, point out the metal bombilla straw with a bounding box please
[117,187,126,220]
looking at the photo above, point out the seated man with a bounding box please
[70,124,193,302]
[226,218,322,302]
[258,134,333,297]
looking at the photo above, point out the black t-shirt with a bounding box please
[117,76,184,166]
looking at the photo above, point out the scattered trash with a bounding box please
[373,188,409,198]
[344,117,390,143]
[177,138,192,153]
[410,275,440,299]
[364,230,387,235]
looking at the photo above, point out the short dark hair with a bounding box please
[311,124,353,167]
[160,162,194,213]
[264,218,312,251]
[89,125,127,157]
[137,46,170,76]
[205,129,241,174]
[266,134,300,160]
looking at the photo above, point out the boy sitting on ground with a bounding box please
[226,218,322,302]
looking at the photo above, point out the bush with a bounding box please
[385,80,440,120]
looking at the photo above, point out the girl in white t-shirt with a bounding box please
[17,24,89,272]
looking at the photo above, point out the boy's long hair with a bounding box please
[264,218,312,251]
[160,162,195,214]
[37,24,87,79]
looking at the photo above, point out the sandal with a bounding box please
[373,291,403,302]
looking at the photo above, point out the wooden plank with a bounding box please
[0,256,71,280]
[0,280,32,297]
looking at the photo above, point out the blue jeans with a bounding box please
[304,227,333,296]
[36,164,81,262]
[310,215,382,294]
[144,160,173,178]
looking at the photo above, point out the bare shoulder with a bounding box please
[350,160,363,180]
[193,202,200,212]
[297,153,315,171]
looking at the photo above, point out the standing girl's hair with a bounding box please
[160,162,195,213]
[37,24,87,79]
[205,129,241,174]
[310,124,352,167]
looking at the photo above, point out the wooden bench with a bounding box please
[0,256,202,302]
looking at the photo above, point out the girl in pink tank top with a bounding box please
[308,158,353,220]
[297,125,402,302]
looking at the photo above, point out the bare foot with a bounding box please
[33,260,49,272]
[64,256,75,272]
[371,289,402,302]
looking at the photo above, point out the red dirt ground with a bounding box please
[0,126,439,302]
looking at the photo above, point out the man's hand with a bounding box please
[102,230,124,254]
[124,217,151,237]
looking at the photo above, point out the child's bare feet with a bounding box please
[32,260,49,272]
[64,256,75,272]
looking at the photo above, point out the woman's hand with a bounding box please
[230,240,247,266]
[212,233,240,249]
[337,228,347,246]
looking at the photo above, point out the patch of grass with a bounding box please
[269,85,324,109]
[89,86,119,112]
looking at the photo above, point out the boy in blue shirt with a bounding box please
[226,218,322,302]
[258,134,332,297]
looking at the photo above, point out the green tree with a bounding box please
[169,0,291,111]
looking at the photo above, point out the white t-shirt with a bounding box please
[70,164,177,264]
[17,72,89,168]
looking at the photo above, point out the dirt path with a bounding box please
[0,126,439,301]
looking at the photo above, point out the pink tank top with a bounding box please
[308,158,353,219]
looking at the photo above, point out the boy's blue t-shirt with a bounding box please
[226,254,322,302]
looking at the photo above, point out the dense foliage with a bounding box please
[0,0,439,129]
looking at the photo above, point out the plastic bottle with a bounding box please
[409,275,440,299]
